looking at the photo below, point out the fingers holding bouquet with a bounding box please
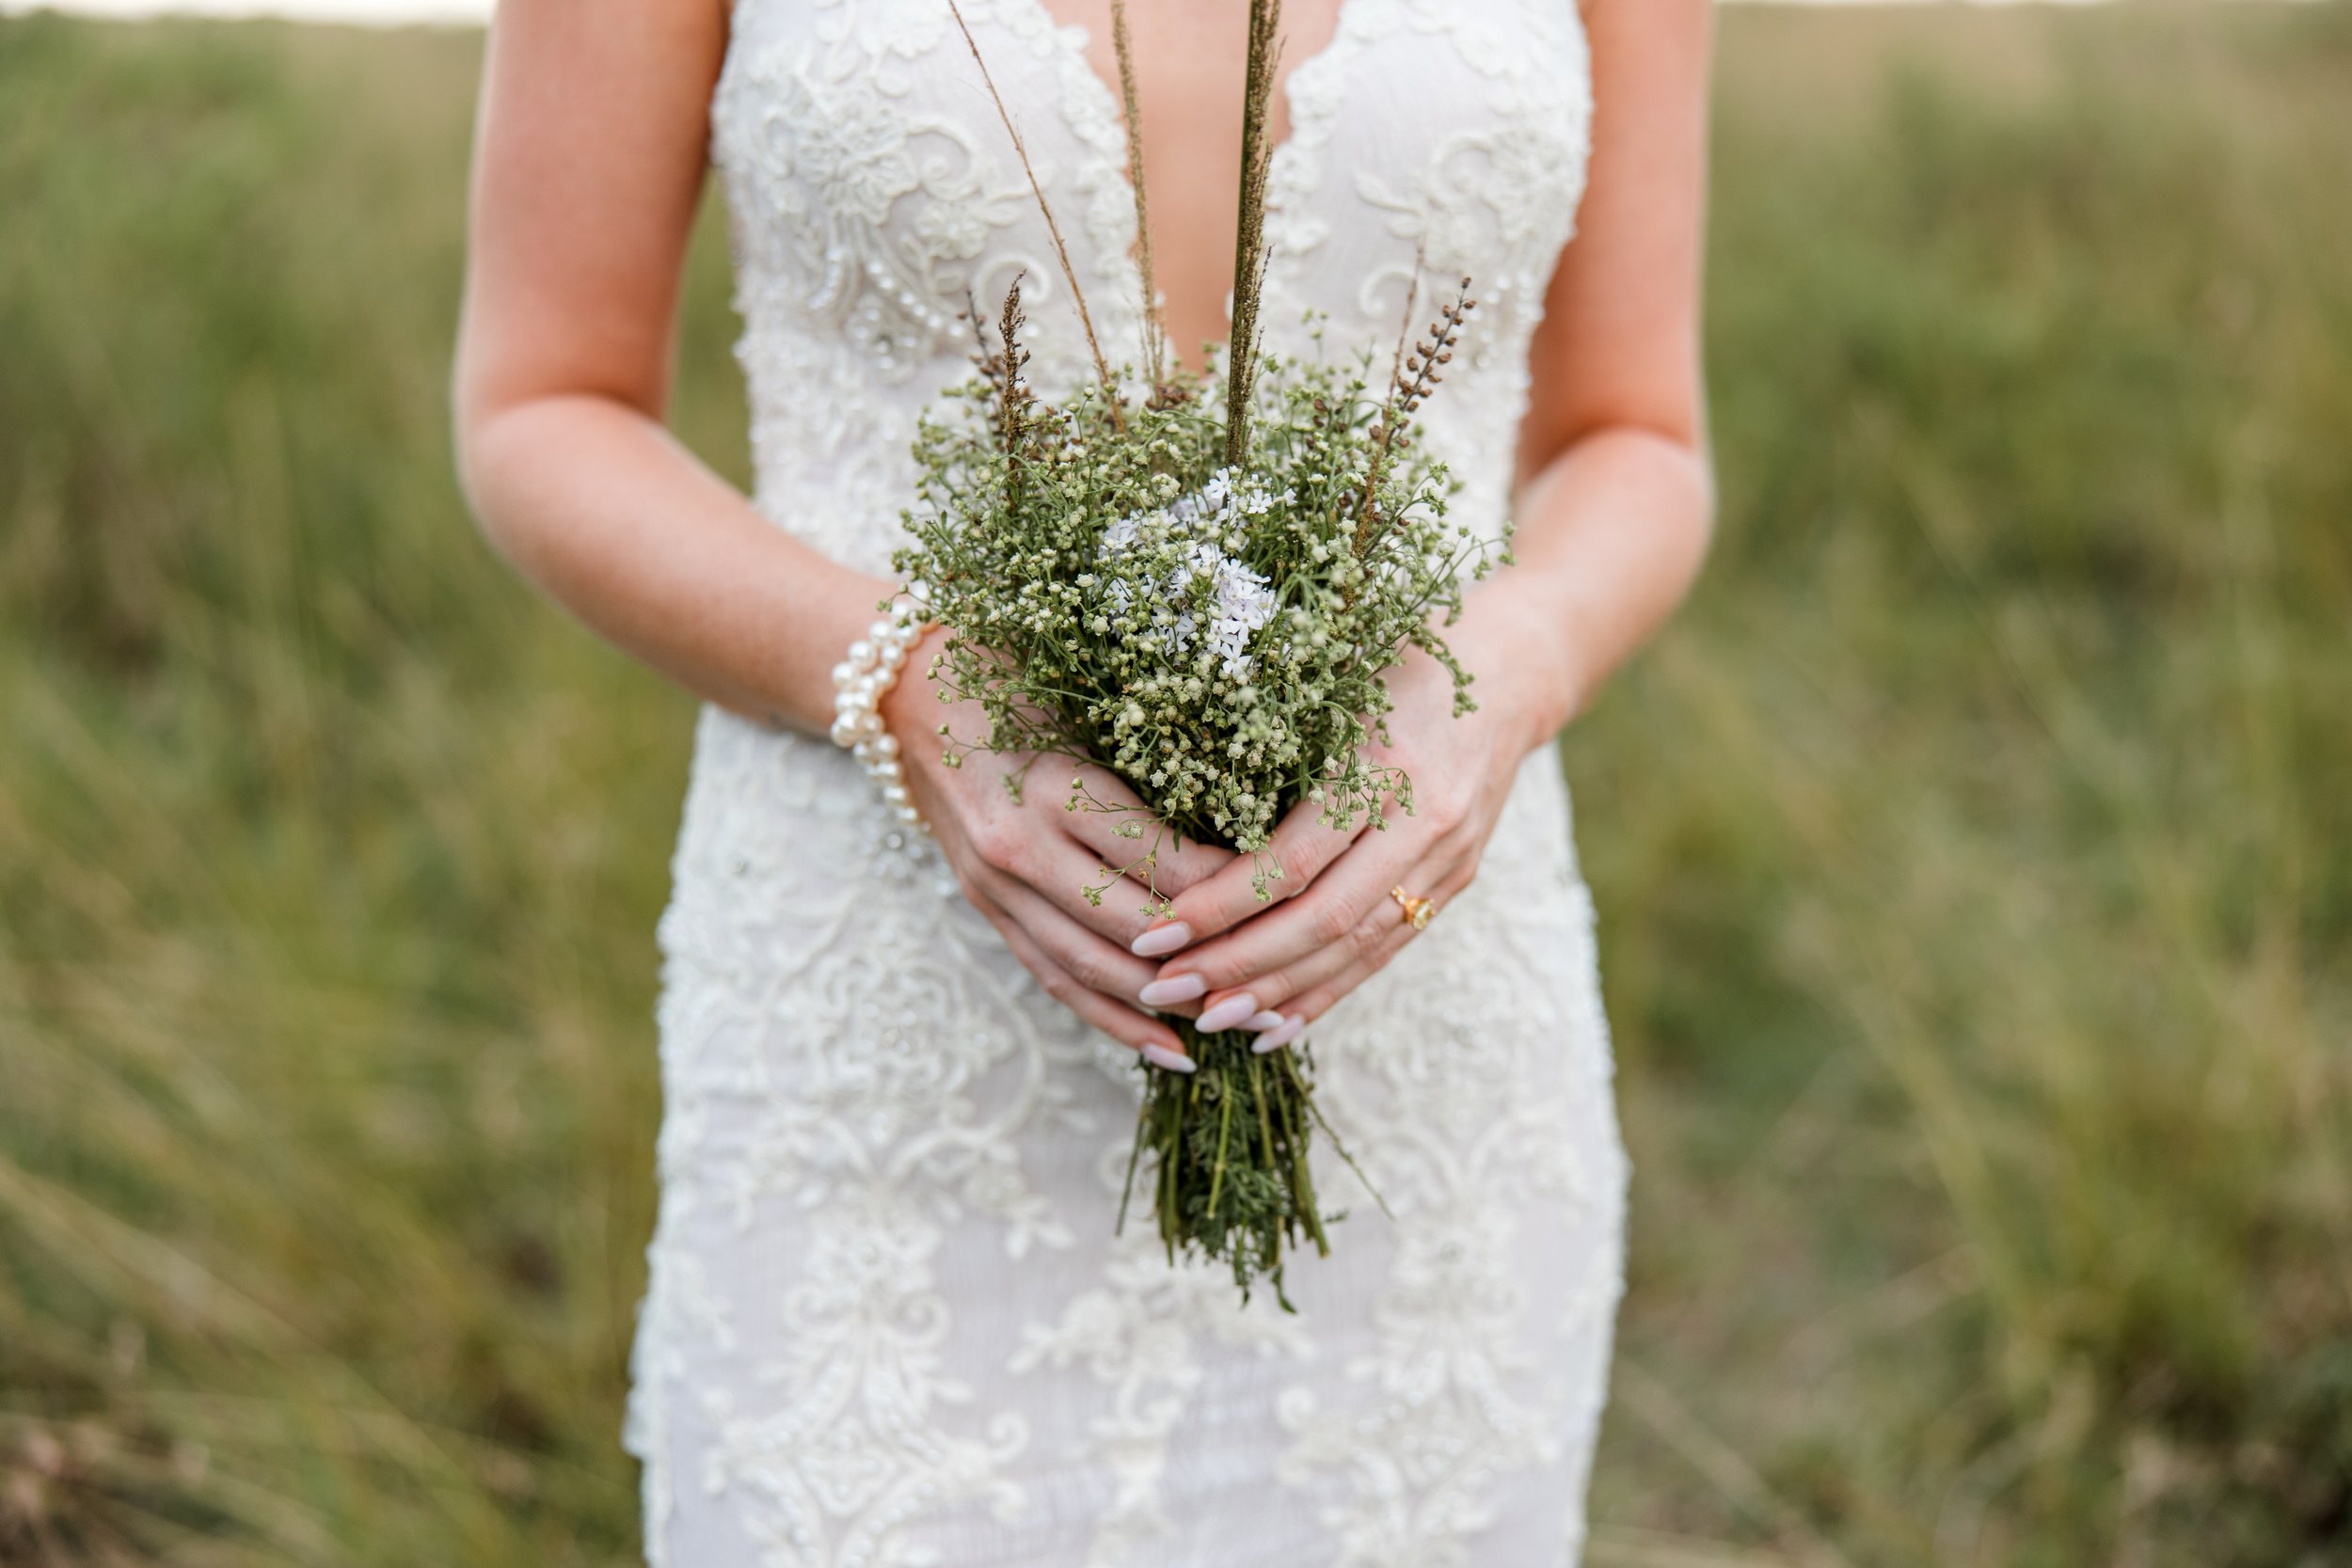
[1132,641,1526,1047]
[1056,760,1240,914]
[1124,790,1368,956]
[1142,804,1477,1047]
[882,626,1237,1064]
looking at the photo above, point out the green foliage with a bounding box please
[895,280,1491,1304]
[898,300,1487,868]
[0,7,2345,1567]
[1120,1022,1363,1311]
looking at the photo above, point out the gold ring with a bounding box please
[1390,885,1437,931]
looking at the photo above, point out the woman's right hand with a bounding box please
[881,627,1258,1069]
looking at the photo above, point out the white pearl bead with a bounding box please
[826,608,934,834]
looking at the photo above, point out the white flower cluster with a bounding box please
[1100,469,1281,680]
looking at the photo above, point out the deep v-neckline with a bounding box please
[1010,0,1363,323]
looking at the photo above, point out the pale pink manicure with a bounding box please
[1130,922,1193,958]
[1244,1010,1285,1032]
[1195,993,1261,1033]
[1251,1016,1306,1054]
[1140,1043,1197,1074]
[1137,974,1207,1007]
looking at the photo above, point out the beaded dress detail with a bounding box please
[629,2,1629,1563]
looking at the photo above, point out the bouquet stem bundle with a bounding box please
[1120,1021,1354,1292]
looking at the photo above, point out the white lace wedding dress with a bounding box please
[626,2,1628,1563]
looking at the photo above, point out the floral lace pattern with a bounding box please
[628,1,1623,1563]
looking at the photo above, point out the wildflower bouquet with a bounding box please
[897,0,1504,1306]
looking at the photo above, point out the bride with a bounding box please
[453,0,1711,1561]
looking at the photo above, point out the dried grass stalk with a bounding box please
[1109,0,1169,389]
[1223,0,1282,468]
[945,0,1122,423]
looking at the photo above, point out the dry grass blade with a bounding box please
[945,0,1122,422]
[1109,0,1168,388]
[1223,0,1282,467]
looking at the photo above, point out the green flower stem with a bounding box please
[1120,1016,1360,1309]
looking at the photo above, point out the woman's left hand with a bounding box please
[1129,601,1570,1049]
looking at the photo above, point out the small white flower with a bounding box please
[1098,482,1278,678]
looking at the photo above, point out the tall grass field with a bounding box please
[2,6,2347,1564]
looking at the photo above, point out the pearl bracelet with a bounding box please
[830,590,933,834]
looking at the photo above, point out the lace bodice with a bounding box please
[708,0,1592,572]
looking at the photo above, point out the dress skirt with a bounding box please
[626,706,1629,1568]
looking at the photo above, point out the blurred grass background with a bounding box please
[1,4,2346,1564]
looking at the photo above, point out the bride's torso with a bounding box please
[707,0,1594,576]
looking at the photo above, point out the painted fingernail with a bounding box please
[1195,992,1261,1033]
[1137,974,1207,1007]
[1251,1016,1307,1054]
[1130,922,1193,958]
[1244,1010,1285,1032]
[1140,1043,1197,1074]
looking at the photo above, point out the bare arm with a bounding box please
[451,0,879,728]
[451,0,1227,1061]
[1133,0,1718,1031]
[1504,0,1717,736]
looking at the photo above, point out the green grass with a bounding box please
[1,6,2346,1564]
